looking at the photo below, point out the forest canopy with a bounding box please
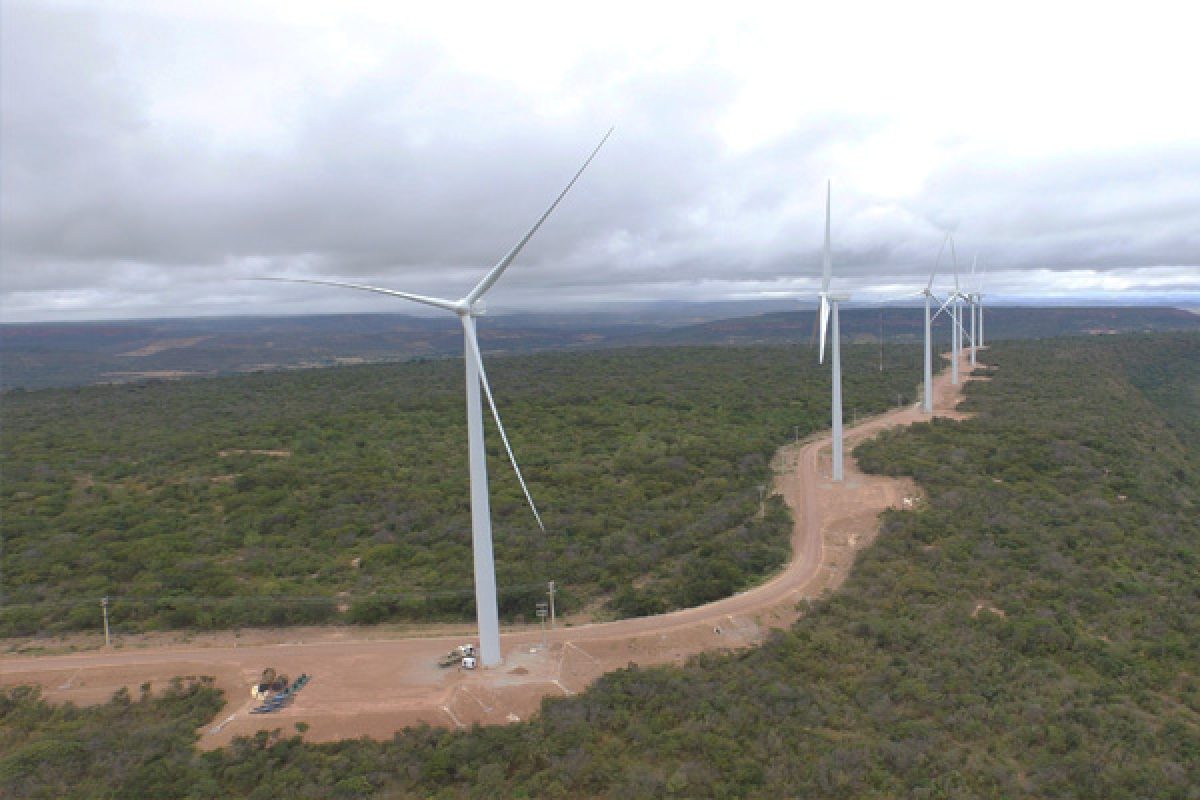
[1,343,921,634]
[2,332,1196,798]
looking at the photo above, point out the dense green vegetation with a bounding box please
[1110,332,1200,454]
[1,344,921,634]
[0,680,224,800]
[2,332,1196,798]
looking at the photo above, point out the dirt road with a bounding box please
[0,364,977,747]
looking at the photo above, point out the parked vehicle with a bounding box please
[437,644,477,668]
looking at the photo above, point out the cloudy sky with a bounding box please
[2,0,1197,322]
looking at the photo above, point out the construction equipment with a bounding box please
[437,644,477,668]
[250,673,311,714]
[250,667,289,701]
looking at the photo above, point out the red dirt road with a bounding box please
[0,363,977,747]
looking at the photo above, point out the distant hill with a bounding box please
[617,305,1200,348]
[2,305,1196,390]
[0,301,806,391]
[0,313,662,390]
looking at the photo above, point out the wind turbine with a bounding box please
[968,255,979,367]
[978,290,985,349]
[261,129,612,667]
[975,261,987,351]
[854,234,947,415]
[868,232,963,413]
[816,181,848,482]
[948,245,965,385]
[920,233,953,413]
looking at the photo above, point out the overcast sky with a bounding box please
[2,0,1198,322]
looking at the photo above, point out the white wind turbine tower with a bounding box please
[262,130,612,667]
[816,181,849,482]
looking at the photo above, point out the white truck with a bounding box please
[438,643,477,668]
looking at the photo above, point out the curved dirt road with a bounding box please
[0,364,976,746]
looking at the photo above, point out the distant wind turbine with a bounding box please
[921,233,954,413]
[978,274,986,349]
[946,244,965,385]
[968,255,979,367]
[260,128,612,667]
[815,181,848,482]
[868,232,966,412]
[971,258,987,357]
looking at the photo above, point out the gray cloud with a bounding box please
[2,2,1198,322]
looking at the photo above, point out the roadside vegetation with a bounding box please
[2,332,1196,798]
[1,344,920,635]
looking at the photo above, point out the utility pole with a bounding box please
[101,596,111,647]
[793,425,799,443]
[536,601,548,650]
[547,581,556,631]
[758,484,766,517]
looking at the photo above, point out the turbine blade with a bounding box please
[465,127,614,306]
[950,237,960,294]
[821,180,832,292]
[818,296,830,364]
[463,325,545,532]
[927,232,949,291]
[257,277,461,314]
[933,294,955,320]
